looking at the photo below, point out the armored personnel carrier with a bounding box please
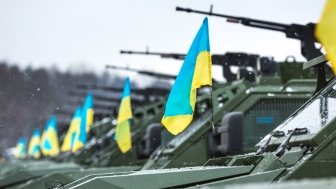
[10,56,320,189]
[52,55,336,189]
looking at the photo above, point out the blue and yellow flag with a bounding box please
[316,0,336,74]
[61,107,81,152]
[15,137,27,159]
[72,94,94,153]
[40,116,60,156]
[115,78,133,153]
[161,18,212,135]
[28,129,41,159]
[84,94,94,132]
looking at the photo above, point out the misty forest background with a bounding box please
[0,61,172,154]
[0,62,108,153]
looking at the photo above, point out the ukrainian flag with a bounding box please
[61,107,81,152]
[28,129,41,159]
[316,0,336,74]
[15,137,27,159]
[40,116,60,156]
[115,78,133,153]
[72,94,94,153]
[84,95,94,132]
[161,17,212,135]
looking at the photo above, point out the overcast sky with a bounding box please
[0,0,327,82]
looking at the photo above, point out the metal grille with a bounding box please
[243,98,308,150]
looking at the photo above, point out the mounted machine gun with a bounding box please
[175,5,329,92]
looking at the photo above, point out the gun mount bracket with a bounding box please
[303,55,328,70]
[303,55,329,94]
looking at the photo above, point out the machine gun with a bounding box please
[68,90,144,107]
[121,49,268,82]
[175,5,327,92]
[75,84,170,97]
[120,50,185,60]
[74,84,169,104]
[106,65,176,80]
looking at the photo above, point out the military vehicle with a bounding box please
[10,52,320,189]
[46,55,336,189]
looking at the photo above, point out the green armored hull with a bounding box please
[0,161,79,188]
[142,78,314,169]
[11,166,139,189]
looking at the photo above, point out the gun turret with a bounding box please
[176,6,327,92]
[106,65,176,80]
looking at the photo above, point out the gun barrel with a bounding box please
[76,84,123,93]
[105,65,133,72]
[120,50,163,56]
[176,6,238,20]
[75,84,169,96]
[120,49,185,60]
[176,6,289,33]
